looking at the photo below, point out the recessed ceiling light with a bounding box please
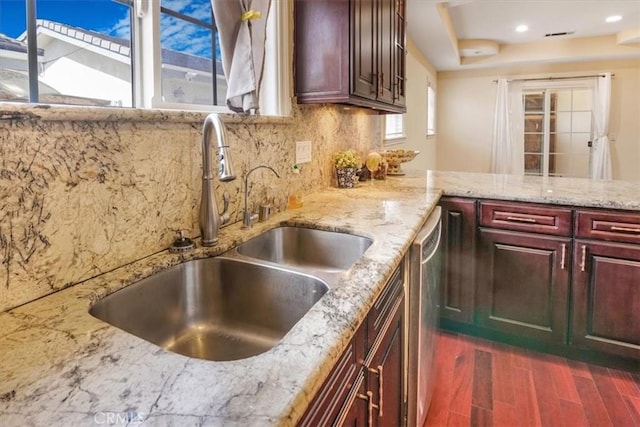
[515,24,528,33]
[606,15,622,23]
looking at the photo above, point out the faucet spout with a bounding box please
[243,165,280,228]
[200,114,236,246]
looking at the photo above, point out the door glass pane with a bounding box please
[572,89,592,110]
[572,134,591,155]
[524,134,543,153]
[525,154,543,175]
[572,111,592,133]
[550,154,572,177]
[0,0,132,106]
[554,134,571,155]
[554,90,571,111]
[524,93,544,112]
[555,111,571,133]
[524,115,544,132]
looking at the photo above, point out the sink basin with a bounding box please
[89,257,329,361]
[236,226,373,272]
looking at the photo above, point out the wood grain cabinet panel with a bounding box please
[299,262,405,426]
[476,229,571,346]
[479,200,572,236]
[295,0,406,113]
[439,197,477,325]
[571,240,640,360]
[575,209,640,244]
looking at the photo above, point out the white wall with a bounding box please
[386,37,437,171]
[435,59,640,181]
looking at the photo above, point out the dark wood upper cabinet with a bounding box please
[294,0,406,113]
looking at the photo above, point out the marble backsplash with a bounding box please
[0,104,381,311]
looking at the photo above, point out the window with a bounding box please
[0,0,289,114]
[523,87,592,178]
[0,0,133,106]
[427,83,435,136]
[384,114,405,144]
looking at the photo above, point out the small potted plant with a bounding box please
[333,150,360,188]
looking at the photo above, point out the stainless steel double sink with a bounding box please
[90,226,373,361]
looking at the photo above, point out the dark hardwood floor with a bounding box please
[424,331,640,427]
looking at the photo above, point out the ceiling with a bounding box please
[406,0,640,71]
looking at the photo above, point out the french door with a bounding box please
[523,87,593,178]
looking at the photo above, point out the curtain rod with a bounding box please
[493,73,614,83]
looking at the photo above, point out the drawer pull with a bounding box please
[560,244,566,270]
[580,245,587,272]
[506,216,537,224]
[368,365,384,416]
[611,225,640,234]
[357,391,379,426]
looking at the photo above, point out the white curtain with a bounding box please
[211,0,271,114]
[491,79,523,174]
[590,73,612,180]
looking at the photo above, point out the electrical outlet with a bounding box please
[296,140,312,164]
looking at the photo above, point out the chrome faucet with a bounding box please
[243,165,280,228]
[199,113,236,246]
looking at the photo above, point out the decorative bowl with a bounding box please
[382,150,420,175]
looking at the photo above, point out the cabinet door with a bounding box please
[572,240,640,360]
[377,0,394,103]
[392,0,406,105]
[352,0,377,100]
[294,0,350,103]
[367,295,404,427]
[477,229,571,346]
[439,198,476,325]
[336,373,368,427]
[299,324,365,426]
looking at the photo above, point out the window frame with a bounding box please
[383,113,406,145]
[8,0,291,116]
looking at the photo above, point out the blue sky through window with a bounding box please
[0,0,215,59]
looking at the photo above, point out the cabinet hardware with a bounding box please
[580,245,587,272]
[611,225,640,234]
[368,365,384,416]
[371,73,378,95]
[560,243,566,270]
[379,73,384,97]
[506,216,537,223]
[357,390,379,426]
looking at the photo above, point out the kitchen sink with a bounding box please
[235,226,373,272]
[89,257,329,361]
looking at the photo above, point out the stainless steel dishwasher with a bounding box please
[407,206,442,427]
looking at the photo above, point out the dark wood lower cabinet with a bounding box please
[336,372,367,426]
[365,295,404,427]
[571,240,640,360]
[476,228,571,347]
[438,199,638,367]
[439,197,476,325]
[299,263,405,426]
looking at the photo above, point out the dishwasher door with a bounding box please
[407,206,442,427]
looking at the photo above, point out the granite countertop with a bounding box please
[1,171,638,426]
